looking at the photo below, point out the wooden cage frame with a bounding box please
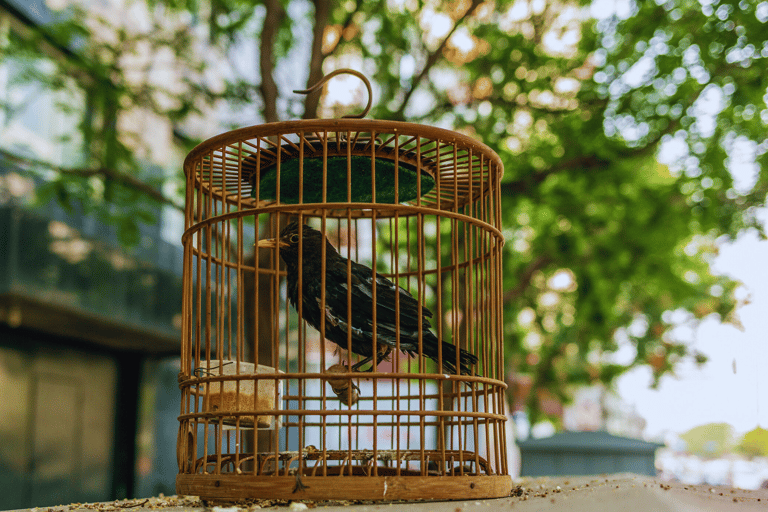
[177,119,510,501]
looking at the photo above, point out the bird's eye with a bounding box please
[289,234,300,244]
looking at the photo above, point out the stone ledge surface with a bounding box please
[8,474,768,512]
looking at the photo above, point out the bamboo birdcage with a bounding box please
[177,72,510,501]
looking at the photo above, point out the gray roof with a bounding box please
[517,430,664,453]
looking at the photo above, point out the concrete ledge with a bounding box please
[8,474,768,512]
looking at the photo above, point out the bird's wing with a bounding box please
[358,260,432,319]
[324,258,432,330]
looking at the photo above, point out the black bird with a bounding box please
[257,221,478,375]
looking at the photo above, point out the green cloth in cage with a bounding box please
[253,156,435,204]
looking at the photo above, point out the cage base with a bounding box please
[176,473,512,501]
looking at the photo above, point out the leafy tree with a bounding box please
[739,426,768,457]
[3,0,766,422]
[680,422,736,458]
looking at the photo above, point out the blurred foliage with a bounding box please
[739,426,768,457]
[680,422,736,458]
[3,0,767,421]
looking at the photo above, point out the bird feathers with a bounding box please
[269,221,477,375]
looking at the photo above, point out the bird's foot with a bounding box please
[349,359,372,372]
[351,362,379,373]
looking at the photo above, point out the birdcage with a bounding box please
[177,71,510,501]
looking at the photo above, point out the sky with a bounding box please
[618,210,768,438]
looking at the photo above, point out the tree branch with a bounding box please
[0,148,183,211]
[503,254,553,305]
[500,154,611,196]
[322,0,362,56]
[392,0,483,120]
[303,0,332,119]
[259,0,286,123]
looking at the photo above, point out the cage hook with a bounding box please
[294,68,372,119]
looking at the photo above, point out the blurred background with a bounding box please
[0,0,766,507]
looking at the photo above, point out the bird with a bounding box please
[257,221,478,375]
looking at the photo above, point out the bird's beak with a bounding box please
[256,237,288,249]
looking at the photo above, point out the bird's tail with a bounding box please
[422,335,478,375]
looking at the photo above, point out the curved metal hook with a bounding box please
[294,68,372,119]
